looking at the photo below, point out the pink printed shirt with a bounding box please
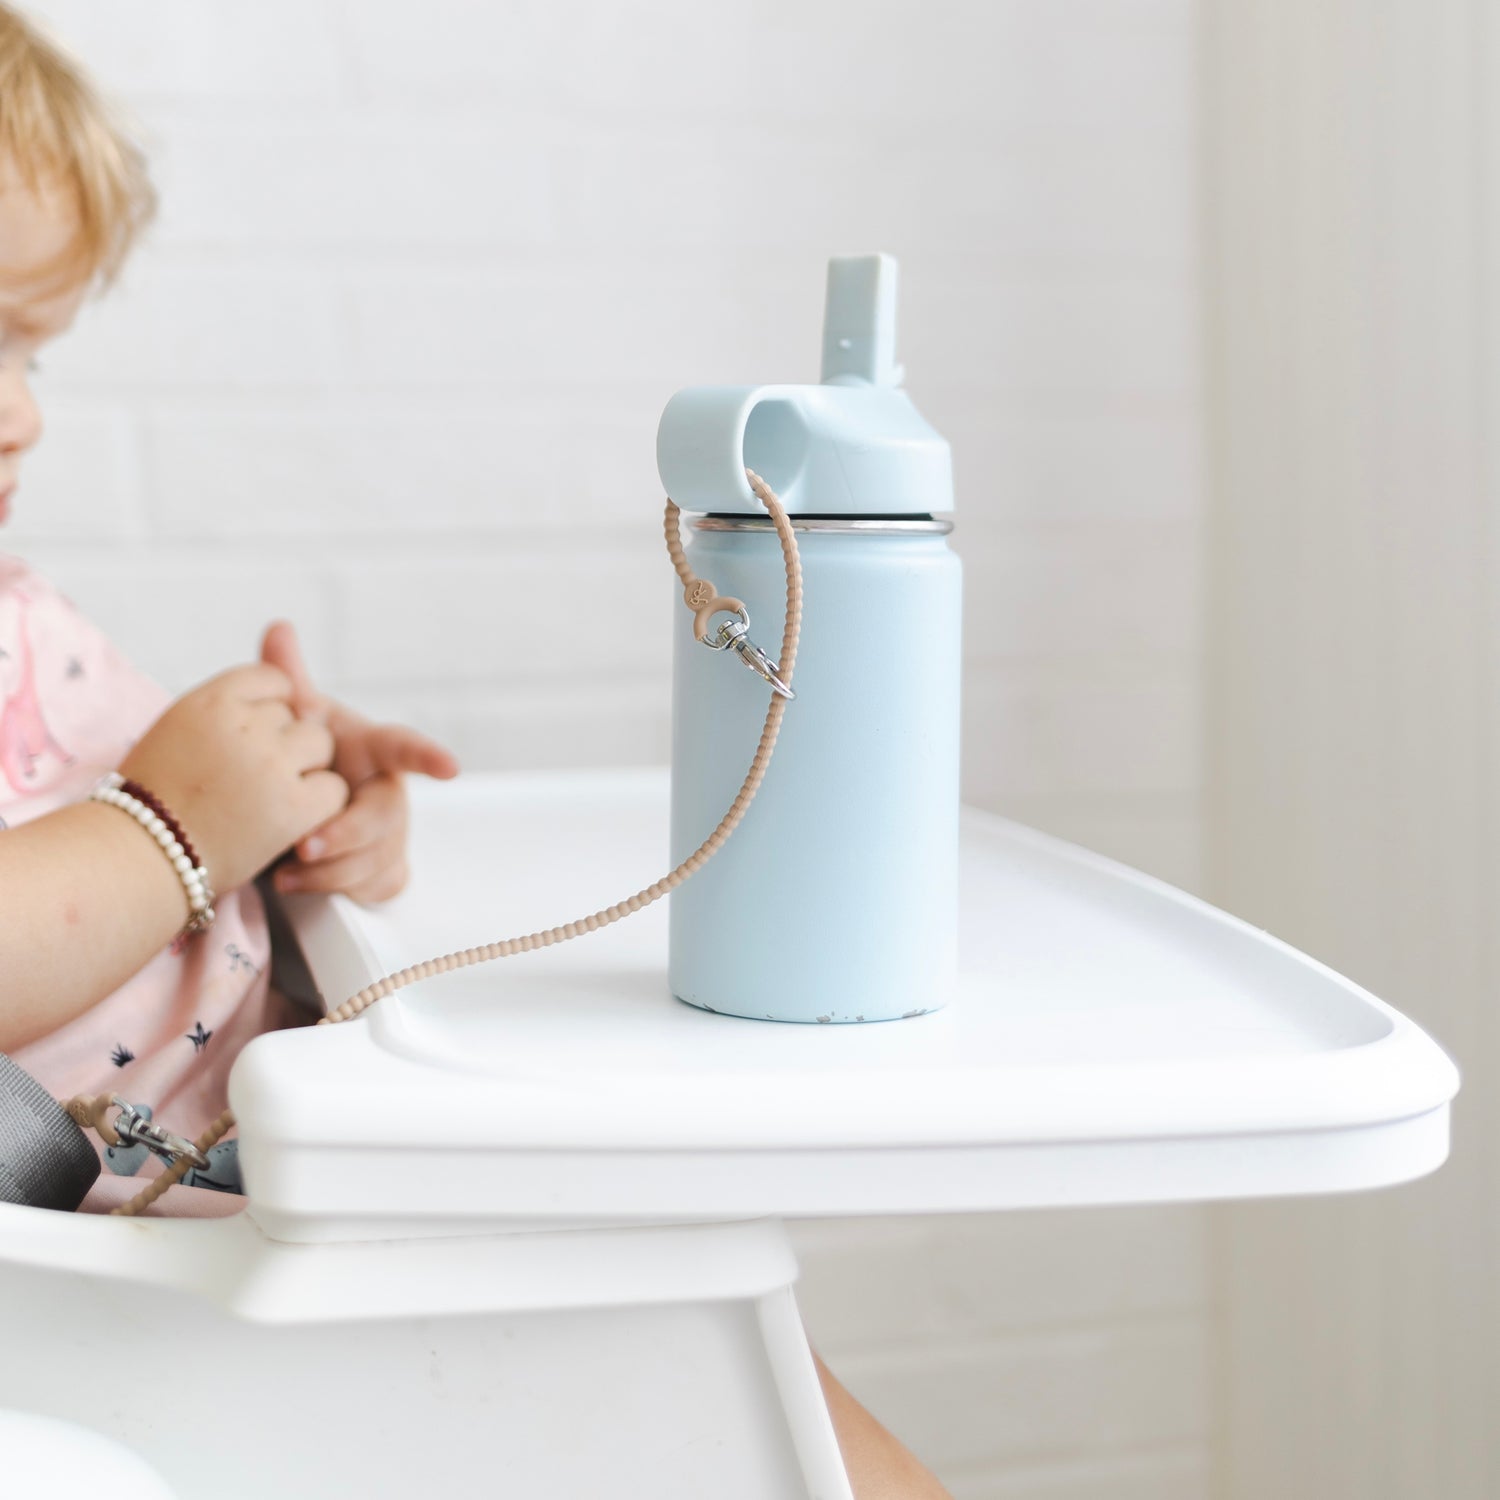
[1,554,291,1204]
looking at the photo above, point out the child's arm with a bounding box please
[0,663,347,1051]
[0,797,192,1050]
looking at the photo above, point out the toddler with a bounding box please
[0,6,457,1212]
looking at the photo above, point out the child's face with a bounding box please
[0,170,88,526]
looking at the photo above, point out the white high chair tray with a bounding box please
[236,769,1458,1239]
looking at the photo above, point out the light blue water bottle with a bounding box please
[657,254,961,1024]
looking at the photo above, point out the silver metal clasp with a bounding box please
[701,608,796,700]
[109,1097,210,1173]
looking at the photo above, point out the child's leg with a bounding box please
[812,1350,953,1500]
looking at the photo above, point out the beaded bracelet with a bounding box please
[90,771,216,938]
[116,776,201,871]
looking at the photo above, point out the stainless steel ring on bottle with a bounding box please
[700,607,796,700]
[108,1096,211,1172]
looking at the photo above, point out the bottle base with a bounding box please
[671,991,948,1025]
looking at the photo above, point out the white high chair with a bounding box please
[0,769,1458,1498]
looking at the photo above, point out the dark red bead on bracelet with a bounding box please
[118,777,201,870]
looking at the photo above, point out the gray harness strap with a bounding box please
[0,1052,100,1211]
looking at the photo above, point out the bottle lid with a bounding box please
[656,254,953,516]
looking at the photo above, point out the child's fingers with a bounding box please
[360,723,461,780]
[293,773,403,865]
[280,718,336,774]
[343,858,411,906]
[275,837,405,901]
[300,768,352,829]
[258,620,325,721]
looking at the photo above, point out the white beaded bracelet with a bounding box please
[90,772,216,938]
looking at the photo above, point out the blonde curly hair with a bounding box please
[0,3,154,290]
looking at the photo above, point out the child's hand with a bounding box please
[259,621,459,904]
[119,664,349,895]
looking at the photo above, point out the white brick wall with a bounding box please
[7,2,1207,1494]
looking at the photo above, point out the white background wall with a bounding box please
[5,4,1208,1496]
[1204,3,1498,1496]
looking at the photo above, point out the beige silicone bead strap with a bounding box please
[105,469,801,1217]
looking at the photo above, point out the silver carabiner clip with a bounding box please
[702,608,796,700]
[109,1097,210,1173]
